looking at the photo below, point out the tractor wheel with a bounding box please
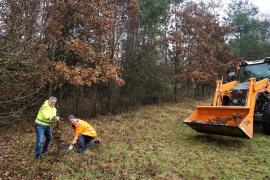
[262,103,270,135]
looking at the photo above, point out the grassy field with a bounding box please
[1,100,270,179]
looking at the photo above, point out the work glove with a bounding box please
[52,116,60,121]
[67,144,74,151]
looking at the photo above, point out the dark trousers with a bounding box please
[76,135,95,153]
[35,124,52,157]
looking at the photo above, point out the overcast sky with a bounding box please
[194,0,270,17]
[240,0,269,15]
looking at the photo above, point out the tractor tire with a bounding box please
[262,102,270,135]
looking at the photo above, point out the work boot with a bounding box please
[41,152,47,159]
[35,154,43,160]
[77,148,84,154]
[94,140,100,145]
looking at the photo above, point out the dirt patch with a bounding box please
[0,119,74,179]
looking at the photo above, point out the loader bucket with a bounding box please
[184,106,253,139]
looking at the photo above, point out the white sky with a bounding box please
[195,0,270,17]
[250,0,270,15]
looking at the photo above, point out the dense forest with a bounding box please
[0,0,270,122]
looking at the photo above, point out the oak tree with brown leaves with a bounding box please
[169,3,237,99]
[0,0,138,120]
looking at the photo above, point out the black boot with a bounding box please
[35,154,43,160]
[94,140,100,145]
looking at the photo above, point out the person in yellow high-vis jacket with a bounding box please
[35,97,59,160]
[67,114,100,153]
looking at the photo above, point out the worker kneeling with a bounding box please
[67,114,100,153]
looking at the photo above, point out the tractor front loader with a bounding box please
[184,58,270,139]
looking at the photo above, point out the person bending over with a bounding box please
[67,114,100,153]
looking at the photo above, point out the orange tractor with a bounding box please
[184,57,270,139]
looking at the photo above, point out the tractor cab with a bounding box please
[229,58,270,108]
[238,58,270,82]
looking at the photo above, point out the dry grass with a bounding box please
[0,99,270,179]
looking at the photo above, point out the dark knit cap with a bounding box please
[68,114,76,121]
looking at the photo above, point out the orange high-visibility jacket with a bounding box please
[71,119,97,145]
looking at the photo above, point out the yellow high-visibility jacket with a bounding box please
[35,100,57,126]
[71,119,97,144]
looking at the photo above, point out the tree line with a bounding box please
[0,0,269,122]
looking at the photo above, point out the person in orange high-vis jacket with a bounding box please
[67,114,100,153]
